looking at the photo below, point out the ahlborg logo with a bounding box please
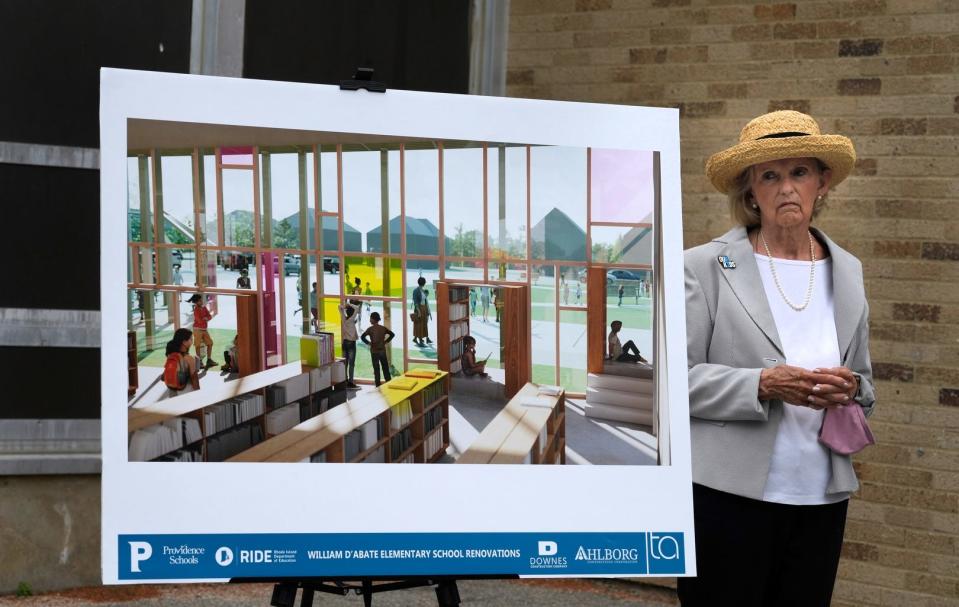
[129,541,153,573]
[215,547,234,567]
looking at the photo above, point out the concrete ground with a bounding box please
[0,579,679,606]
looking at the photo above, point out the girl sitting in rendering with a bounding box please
[461,335,487,378]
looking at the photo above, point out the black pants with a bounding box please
[678,484,847,607]
[616,340,643,363]
[342,339,356,382]
[371,351,391,386]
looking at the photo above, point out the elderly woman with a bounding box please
[679,111,875,606]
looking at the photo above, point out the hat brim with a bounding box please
[705,134,856,194]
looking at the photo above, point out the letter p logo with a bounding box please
[537,541,558,556]
[129,541,152,573]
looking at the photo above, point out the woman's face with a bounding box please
[183,336,193,350]
[749,157,831,230]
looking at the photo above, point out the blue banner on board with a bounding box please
[119,532,684,579]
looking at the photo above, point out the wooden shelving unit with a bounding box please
[436,283,471,374]
[127,330,138,396]
[457,382,566,465]
[436,282,531,399]
[228,370,451,464]
[586,267,608,374]
[127,360,347,462]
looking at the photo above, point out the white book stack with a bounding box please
[331,360,346,384]
[183,418,202,445]
[363,445,386,463]
[449,303,468,321]
[129,418,185,462]
[539,426,548,454]
[450,322,469,340]
[265,403,300,436]
[308,365,332,393]
[361,418,379,451]
[390,401,412,431]
[425,430,445,459]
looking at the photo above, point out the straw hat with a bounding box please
[705,110,856,194]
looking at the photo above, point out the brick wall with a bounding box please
[507,1,959,605]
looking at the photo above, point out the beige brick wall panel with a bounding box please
[834,578,884,605]
[796,2,843,20]
[507,4,959,605]
[911,12,959,35]
[511,0,576,16]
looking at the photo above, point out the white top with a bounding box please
[607,332,622,358]
[755,253,848,505]
[340,304,360,342]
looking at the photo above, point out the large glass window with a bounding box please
[221,169,256,248]
[486,145,527,260]
[404,147,440,257]
[158,154,196,245]
[530,146,587,262]
[443,145,485,259]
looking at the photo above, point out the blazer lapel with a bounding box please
[715,227,785,356]
[812,228,864,361]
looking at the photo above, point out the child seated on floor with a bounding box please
[607,320,648,364]
[220,335,239,373]
[461,335,488,378]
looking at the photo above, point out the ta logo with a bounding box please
[129,541,152,573]
[537,541,557,556]
[649,533,680,560]
[215,547,234,567]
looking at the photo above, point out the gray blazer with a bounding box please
[685,225,875,500]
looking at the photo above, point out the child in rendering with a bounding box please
[461,335,487,378]
[360,312,395,386]
[338,300,361,389]
[607,320,648,364]
[186,294,216,368]
[163,328,201,396]
[220,334,239,374]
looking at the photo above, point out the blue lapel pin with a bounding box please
[717,255,736,269]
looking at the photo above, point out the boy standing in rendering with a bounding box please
[338,300,361,389]
[187,294,217,369]
[607,320,648,364]
[360,312,395,386]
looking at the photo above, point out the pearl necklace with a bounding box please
[759,230,816,312]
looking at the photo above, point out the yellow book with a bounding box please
[405,369,440,379]
[386,378,418,391]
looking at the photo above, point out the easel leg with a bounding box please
[435,580,460,607]
[362,579,373,607]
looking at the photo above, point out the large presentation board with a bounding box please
[101,68,694,583]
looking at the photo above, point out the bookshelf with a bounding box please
[127,330,138,396]
[436,283,471,374]
[436,282,531,399]
[228,370,450,464]
[586,267,607,374]
[457,382,566,465]
[127,360,347,462]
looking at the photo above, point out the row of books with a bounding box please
[207,424,264,462]
[266,373,311,408]
[424,428,445,460]
[265,403,301,436]
[204,394,264,436]
[448,302,469,321]
[424,405,444,434]
[449,340,465,360]
[345,417,385,461]
[301,332,336,367]
[153,448,202,463]
[538,425,548,455]
[450,321,469,340]
[448,287,471,302]
[395,453,415,464]
[449,359,462,374]
[129,417,200,462]
[390,400,413,430]
[360,444,386,463]
[390,427,414,460]
[421,381,446,407]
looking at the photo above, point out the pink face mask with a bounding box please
[818,403,875,455]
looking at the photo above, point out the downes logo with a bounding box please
[530,540,567,569]
[537,541,557,556]
[129,541,152,573]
